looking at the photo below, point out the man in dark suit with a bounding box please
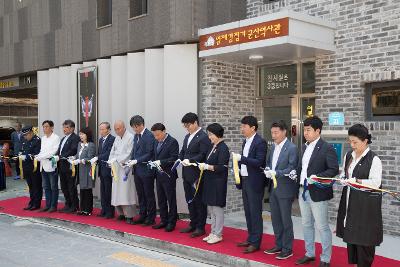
[264,120,299,260]
[295,116,339,267]
[127,115,156,226]
[150,123,179,232]
[56,119,80,213]
[179,112,211,238]
[92,122,116,219]
[232,115,267,254]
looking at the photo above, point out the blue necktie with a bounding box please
[156,142,163,154]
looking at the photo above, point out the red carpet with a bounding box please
[0,197,398,267]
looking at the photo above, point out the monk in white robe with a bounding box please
[108,120,137,223]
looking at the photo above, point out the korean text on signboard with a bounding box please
[199,17,289,51]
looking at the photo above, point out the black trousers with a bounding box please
[24,168,43,208]
[156,174,177,225]
[269,190,294,252]
[134,174,156,222]
[59,170,79,210]
[100,175,114,216]
[183,179,207,230]
[80,189,93,213]
[242,177,264,248]
[15,162,20,176]
[347,243,375,267]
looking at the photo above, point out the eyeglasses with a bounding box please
[183,123,192,128]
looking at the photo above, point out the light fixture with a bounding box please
[249,55,263,61]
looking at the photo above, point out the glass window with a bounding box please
[97,0,112,28]
[366,82,400,120]
[130,0,147,18]
[259,64,297,96]
[301,62,315,93]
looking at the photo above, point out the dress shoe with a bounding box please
[164,224,175,232]
[97,213,105,218]
[64,208,77,214]
[105,214,114,219]
[190,229,205,238]
[126,218,134,224]
[47,207,57,213]
[276,251,293,260]
[237,241,250,247]
[29,206,40,211]
[264,247,282,255]
[296,255,316,265]
[152,223,167,229]
[319,262,330,267]
[59,206,70,213]
[116,215,126,221]
[82,211,92,216]
[243,245,259,254]
[131,217,146,225]
[76,211,84,216]
[39,207,50,212]
[142,220,155,226]
[180,226,195,233]
[23,206,33,210]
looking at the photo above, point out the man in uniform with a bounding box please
[19,125,42,211]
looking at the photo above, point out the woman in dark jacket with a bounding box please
[336,124,383,267]
[73,127,96,216]
[199,123,230,244]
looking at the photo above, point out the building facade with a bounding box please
[199,0,400,236]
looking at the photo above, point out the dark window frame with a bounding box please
[97,0,112,29]
[365,80,400,121]
[129,0,148,19]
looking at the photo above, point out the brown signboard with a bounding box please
[199,17,289,51]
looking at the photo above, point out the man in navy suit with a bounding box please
[295,116,339,267]
[232,115,267,254]
[179,112,211,238]
[91,122,116,219]
[56,120,80,213]
[264,120,299,260]
[150,123,179,232]
[127,115,156,226]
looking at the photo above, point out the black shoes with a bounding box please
[190,229,205,238]
[116,215,126,221]
[126,218,134,224]
[23,205,33,210]
[165,224,175,232]
[319,262,330,267]
[47,207,57,213]
[29,206,40,211]
[39,207,50,212]
[142,220,156,226]
[131,217,146,225]
[237,241,250,247]
[276,251,293,260]
[264,247,282,255]
[296,255,316,265]
[243,245,259,254]
[152,223,167,229]
[180,226,195,233]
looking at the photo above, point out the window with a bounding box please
[130,0,147,18]
[97,0,112,28]
[366,81,400,120]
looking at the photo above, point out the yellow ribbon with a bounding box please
[19,156,24,179]
[271,172,277,189]
[232,152,240,185]
[91,162,97,180]
[188,164,204,203]
[71,162,76,177]
[111,161,119,182]
[33,158,38,172]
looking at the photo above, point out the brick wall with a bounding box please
[247,0,400,236]
[199,59,257,213]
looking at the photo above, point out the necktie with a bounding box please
[157,142,163,154]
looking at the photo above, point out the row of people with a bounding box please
[19,113,382,267]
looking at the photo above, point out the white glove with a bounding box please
[232,152,241,161]
[198,163,210,170]
[81,159,86,164]
[127,160,137,167]
[107,158,116,165]
[153,160,161,166]
[181,159,190,167]
[73,159,81,165]
[347,177,357,184]
[53,155,60,162]
[264,170,272,178]
[90,157,98,165]
[288,170,297,180]
[19,155,26,161]
[308,174,317,184]
[67,158,74,165]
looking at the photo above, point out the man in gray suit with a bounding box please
[264,120,299,260]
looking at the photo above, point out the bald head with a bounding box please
[114,120,126,137]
